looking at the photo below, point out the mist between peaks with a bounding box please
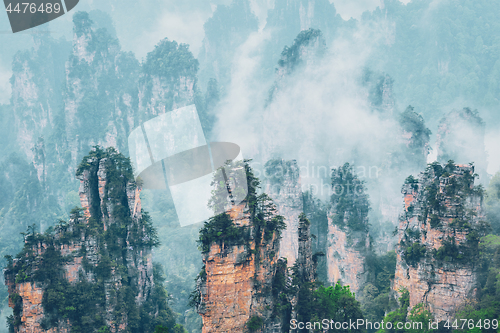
[251,161,381,180]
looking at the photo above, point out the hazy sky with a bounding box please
[331,0,411,20]
[0,0,401,104]
[332,0,382,19]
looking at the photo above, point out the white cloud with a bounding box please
[212,19,408,204]
[331,0,382,20]
[213,29,273,158]
[485,130,500,176]
[330,0,411,20]
[123,9,211,60]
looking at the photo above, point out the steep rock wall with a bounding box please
[326,223,366,294]
[4,148,160,333]
[138,38,197,121]
[393,163,484,322]
[326,163,370,296]
[197,203,281,333]
[264,159,303,266]
[11,36,70,168]
[64,12,140,168]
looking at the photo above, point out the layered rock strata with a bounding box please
[196,202,282,333]
[393,163,484,322]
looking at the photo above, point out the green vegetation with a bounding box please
[143,38,198,80]
[432,235,480,264]
[198,212,249,253]
[400,240,426,267]
[404,175,419,191]
[452,234,500,331]
[399,162,487,267]
[3,3,500,332]
[5,149,184,333]
[270,258,293,330]
[329,163,399,326]
[285,214,364,332]
[293,278,316,330]
[278,29,325,70]
[330,163,370,246]
[311,283,364,332]
[199,160,286,253]
[193,161,286,325]
[270,261,365,333]
[67,12,140,147]
[397,106,432,169]
[367,1,500,122]
[377,289,434,333]
[0,153,63,287]
[303,190,329,283]
[246,315,264,332]
[362,251,398,324]
[264,159,300,186]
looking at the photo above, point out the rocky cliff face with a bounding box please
[11,35,71,179]
[371,105,432,253]
[194,162,295,333]
[326,223,367,295]
[4,148,173,333]
[138,38,198,122]
[9,10,199,181]
[393,162,485,322]
[361,70,396,116]
[302,191,328,283]
[326,163,370,296]
[195,204,319,332]
[5,10,204,333]
[397,106,431,171]
[295,213,316,284]
[64,12,141,167]
[264,159,303,266]
[7,11,144,216]
[196,204,281,333]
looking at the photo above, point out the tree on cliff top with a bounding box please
[198,160,285,253]
[278,28,325,71]
[330,163,370,247]
[142,38,198,80]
